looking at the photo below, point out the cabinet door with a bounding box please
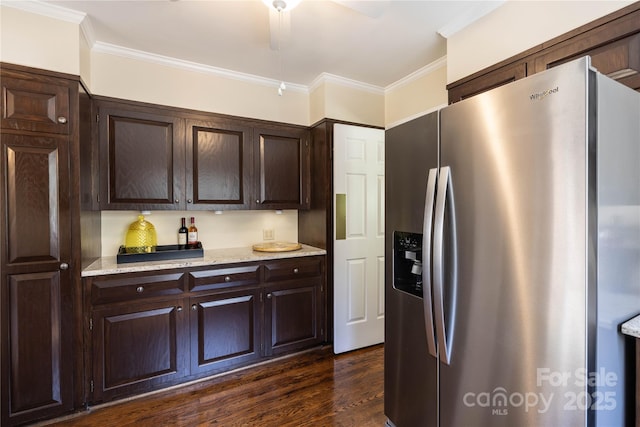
[1,71,70,134]
[264,280,323,356]
[534,33,640,91]
[1,134,74,425]
[447,61,528,104]
[254,126,310,210]
[189,288,261,376]
[91,299,188,403]
[186,119,253,210]
[97,102,185,210]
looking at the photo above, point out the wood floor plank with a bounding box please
[42,345,385,427]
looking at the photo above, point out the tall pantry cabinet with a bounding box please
[0,64,85,426]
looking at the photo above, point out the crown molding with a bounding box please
[92,42,308,93]
[2,0,85,23]
[309,73,384,95]
[385,56,447,93]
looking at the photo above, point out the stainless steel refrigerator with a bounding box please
[384,56,640,427]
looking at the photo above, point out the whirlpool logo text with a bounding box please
[530,86,559,101]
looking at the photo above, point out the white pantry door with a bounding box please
[333,124,385,354]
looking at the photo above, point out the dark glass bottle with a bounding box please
[178,217,188,249]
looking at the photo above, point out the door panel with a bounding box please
[1,134,73,422]
[186,120,252,210]
[190,289,261,375]
[254,126,310,209]
[4,136,68,266]
[97,104,185,210]
[384,113,439,427]
[92,300,188,402]
[1,75,70,134]
[7,271,71,417]
[438,58,589,426]
[265,280,322,356]
[333,124,385,354]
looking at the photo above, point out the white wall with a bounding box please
[446,0,634,84]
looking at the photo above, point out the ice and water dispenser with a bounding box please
[393,231,423,298]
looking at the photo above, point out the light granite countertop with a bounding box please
[621,314,640,339]
[82,244,326,277]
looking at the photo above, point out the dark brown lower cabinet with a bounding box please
[91,298,189,402]
[85,255,326,405]
[265,280,323,356]
[189,288,262,376]
[3,271,74,424]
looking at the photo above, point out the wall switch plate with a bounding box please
[263,229,274,240]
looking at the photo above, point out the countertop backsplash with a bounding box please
[101,210,298,257]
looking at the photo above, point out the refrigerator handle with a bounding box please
[433,166,457,366]
[422,168,438,358]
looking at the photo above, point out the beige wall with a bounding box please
[385,58,448,128]
[101,210,298,257]
[90,50,310,125]
[446,0,634,84]
[0,6,80,75]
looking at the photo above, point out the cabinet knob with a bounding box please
[256,199,260,204]
[187,199,192,204]
[57,116,67,124]
[293,268,299,274]
[175,199,179,203]
[136,286,144,293]
[191,304,198,311]
[59,262,69,270]
[176,306,183,312]
[266,293,272,299]
[224,276,231,282]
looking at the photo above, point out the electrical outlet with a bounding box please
[263,229,274,240]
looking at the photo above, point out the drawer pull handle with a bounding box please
[191,304,198,311]
[57,116,67,124]
[136,286,144,293]
[224,276,231,282]
[176,306,183,312]
[293,268,299,274]
[267,293,272,299]
[175,199,179,203]
[59,262,69,270]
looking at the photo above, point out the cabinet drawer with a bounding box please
[189,264,261,292]
[90,272,185,305]
[263,257,323,283]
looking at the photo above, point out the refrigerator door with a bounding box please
[438,58,591,426]
[385,112,439,427]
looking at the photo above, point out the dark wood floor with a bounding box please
[43,344,385,427]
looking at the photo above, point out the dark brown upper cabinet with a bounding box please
[97,101,186,210]
[447,2,640,103]
[96,98,311,211]
[1,73,71,134]
[1,65,79,426]
[186,119,253,210]
[254,125,310,210]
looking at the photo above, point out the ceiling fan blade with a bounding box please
[269,8,291,50]
[331,0,390,18]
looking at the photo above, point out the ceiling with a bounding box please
[35,0,504,89]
